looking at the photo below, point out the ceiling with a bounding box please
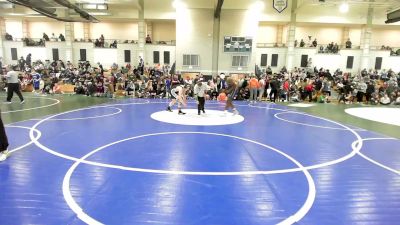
[0,0,399,25]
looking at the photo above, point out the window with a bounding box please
[80,49,86,61]
[52,48,59,61]
[232,55,249,67]
[11,48,18,60]
[271,54,278,67]
[124,50,131,63]
[260,54,268,67]
[153,51,160,64]
[183,54,199,66]
[164,51,170,64]
[346,56,354,69]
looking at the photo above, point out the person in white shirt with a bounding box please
[194,79,209,115]
[3,66,24,104]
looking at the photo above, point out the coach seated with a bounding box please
[5,33,13,41]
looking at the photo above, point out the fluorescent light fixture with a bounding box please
[339,2,349,13]
[172,0,185,9]
[249,0,265,11]
[88,12,111,15]
[79,0,106,3]
[82,3,108,10]
[97,4,107,10]
[7,13,26,16]
[83,4,97,9]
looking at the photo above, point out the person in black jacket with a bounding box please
[365,81,375,104]
[269,76,279,102]
[0,111,9,162]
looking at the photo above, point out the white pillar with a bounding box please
[137,0,145,60]
[22,20,29,38]
[360,7,373,71]
[146,22,153,39]
[285,0,297,71]
[276,24,283,46]
[0,17,5,59]
[342,27,350,47]
[83,23,90,41]
[65,22,74,63]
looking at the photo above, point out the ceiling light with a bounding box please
[88,12,111,16]
[339,2,349,13]
[172,0,185,9]
[250,1,265,11]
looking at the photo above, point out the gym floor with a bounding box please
[0,93,399,225]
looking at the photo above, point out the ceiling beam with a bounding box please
[214,0,224,18]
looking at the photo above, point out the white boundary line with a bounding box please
[61,132,316,225]
[353,137,400,175]
[5,125,41,154]
[1,96,60,114]
[30,106,122,121]
[26,99,364,224]
[274,111,366,131]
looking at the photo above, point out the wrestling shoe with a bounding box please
[233,109,239,115]
[202,110,205,113]
[178,110,186,115]
[0,150,9,162]
[166,106,172,112]
[20,100,25,104]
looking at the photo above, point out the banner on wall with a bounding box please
[273,0,288,13]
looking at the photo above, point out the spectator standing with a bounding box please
[3,65,24,104]
[146,34,152,44]
[43,33,49,41]
[346,38,352,48]
[248,75,259,103]
[0,111,9,161]
[26,54,32,67]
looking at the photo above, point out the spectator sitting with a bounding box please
[346,38,352,48]
[300,39,305,47]
[312,38,317,47]
[294,40,298,47]
[43,33,50,41]
[110,40,117,48]
[5,33,13,41]
[59,34,65,41]
[380,93,391,105]
[94,39,100,47]
[51,33,57,41]
[146,34,152,44]
[319,45,324,53]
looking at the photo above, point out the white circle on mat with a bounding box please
[345,107,400,126]
[150,109,244,126]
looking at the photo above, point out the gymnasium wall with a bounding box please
[371,28,400,48]
[151,21,176,42]
[5,20,23,39]
[90,22,138,41]
[175,8,214,74]
[295,26,343,45]
[218,9,259,74]
[28,21,65,39]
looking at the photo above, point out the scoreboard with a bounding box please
[224,36,253,53]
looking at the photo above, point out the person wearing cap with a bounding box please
[3,65,24,104]
[194,79,208,115]
[167,84,188,115]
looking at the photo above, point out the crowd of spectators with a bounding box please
[1,52,399,106]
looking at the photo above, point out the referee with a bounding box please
[3,65,24,104]
[194,79,208,115]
